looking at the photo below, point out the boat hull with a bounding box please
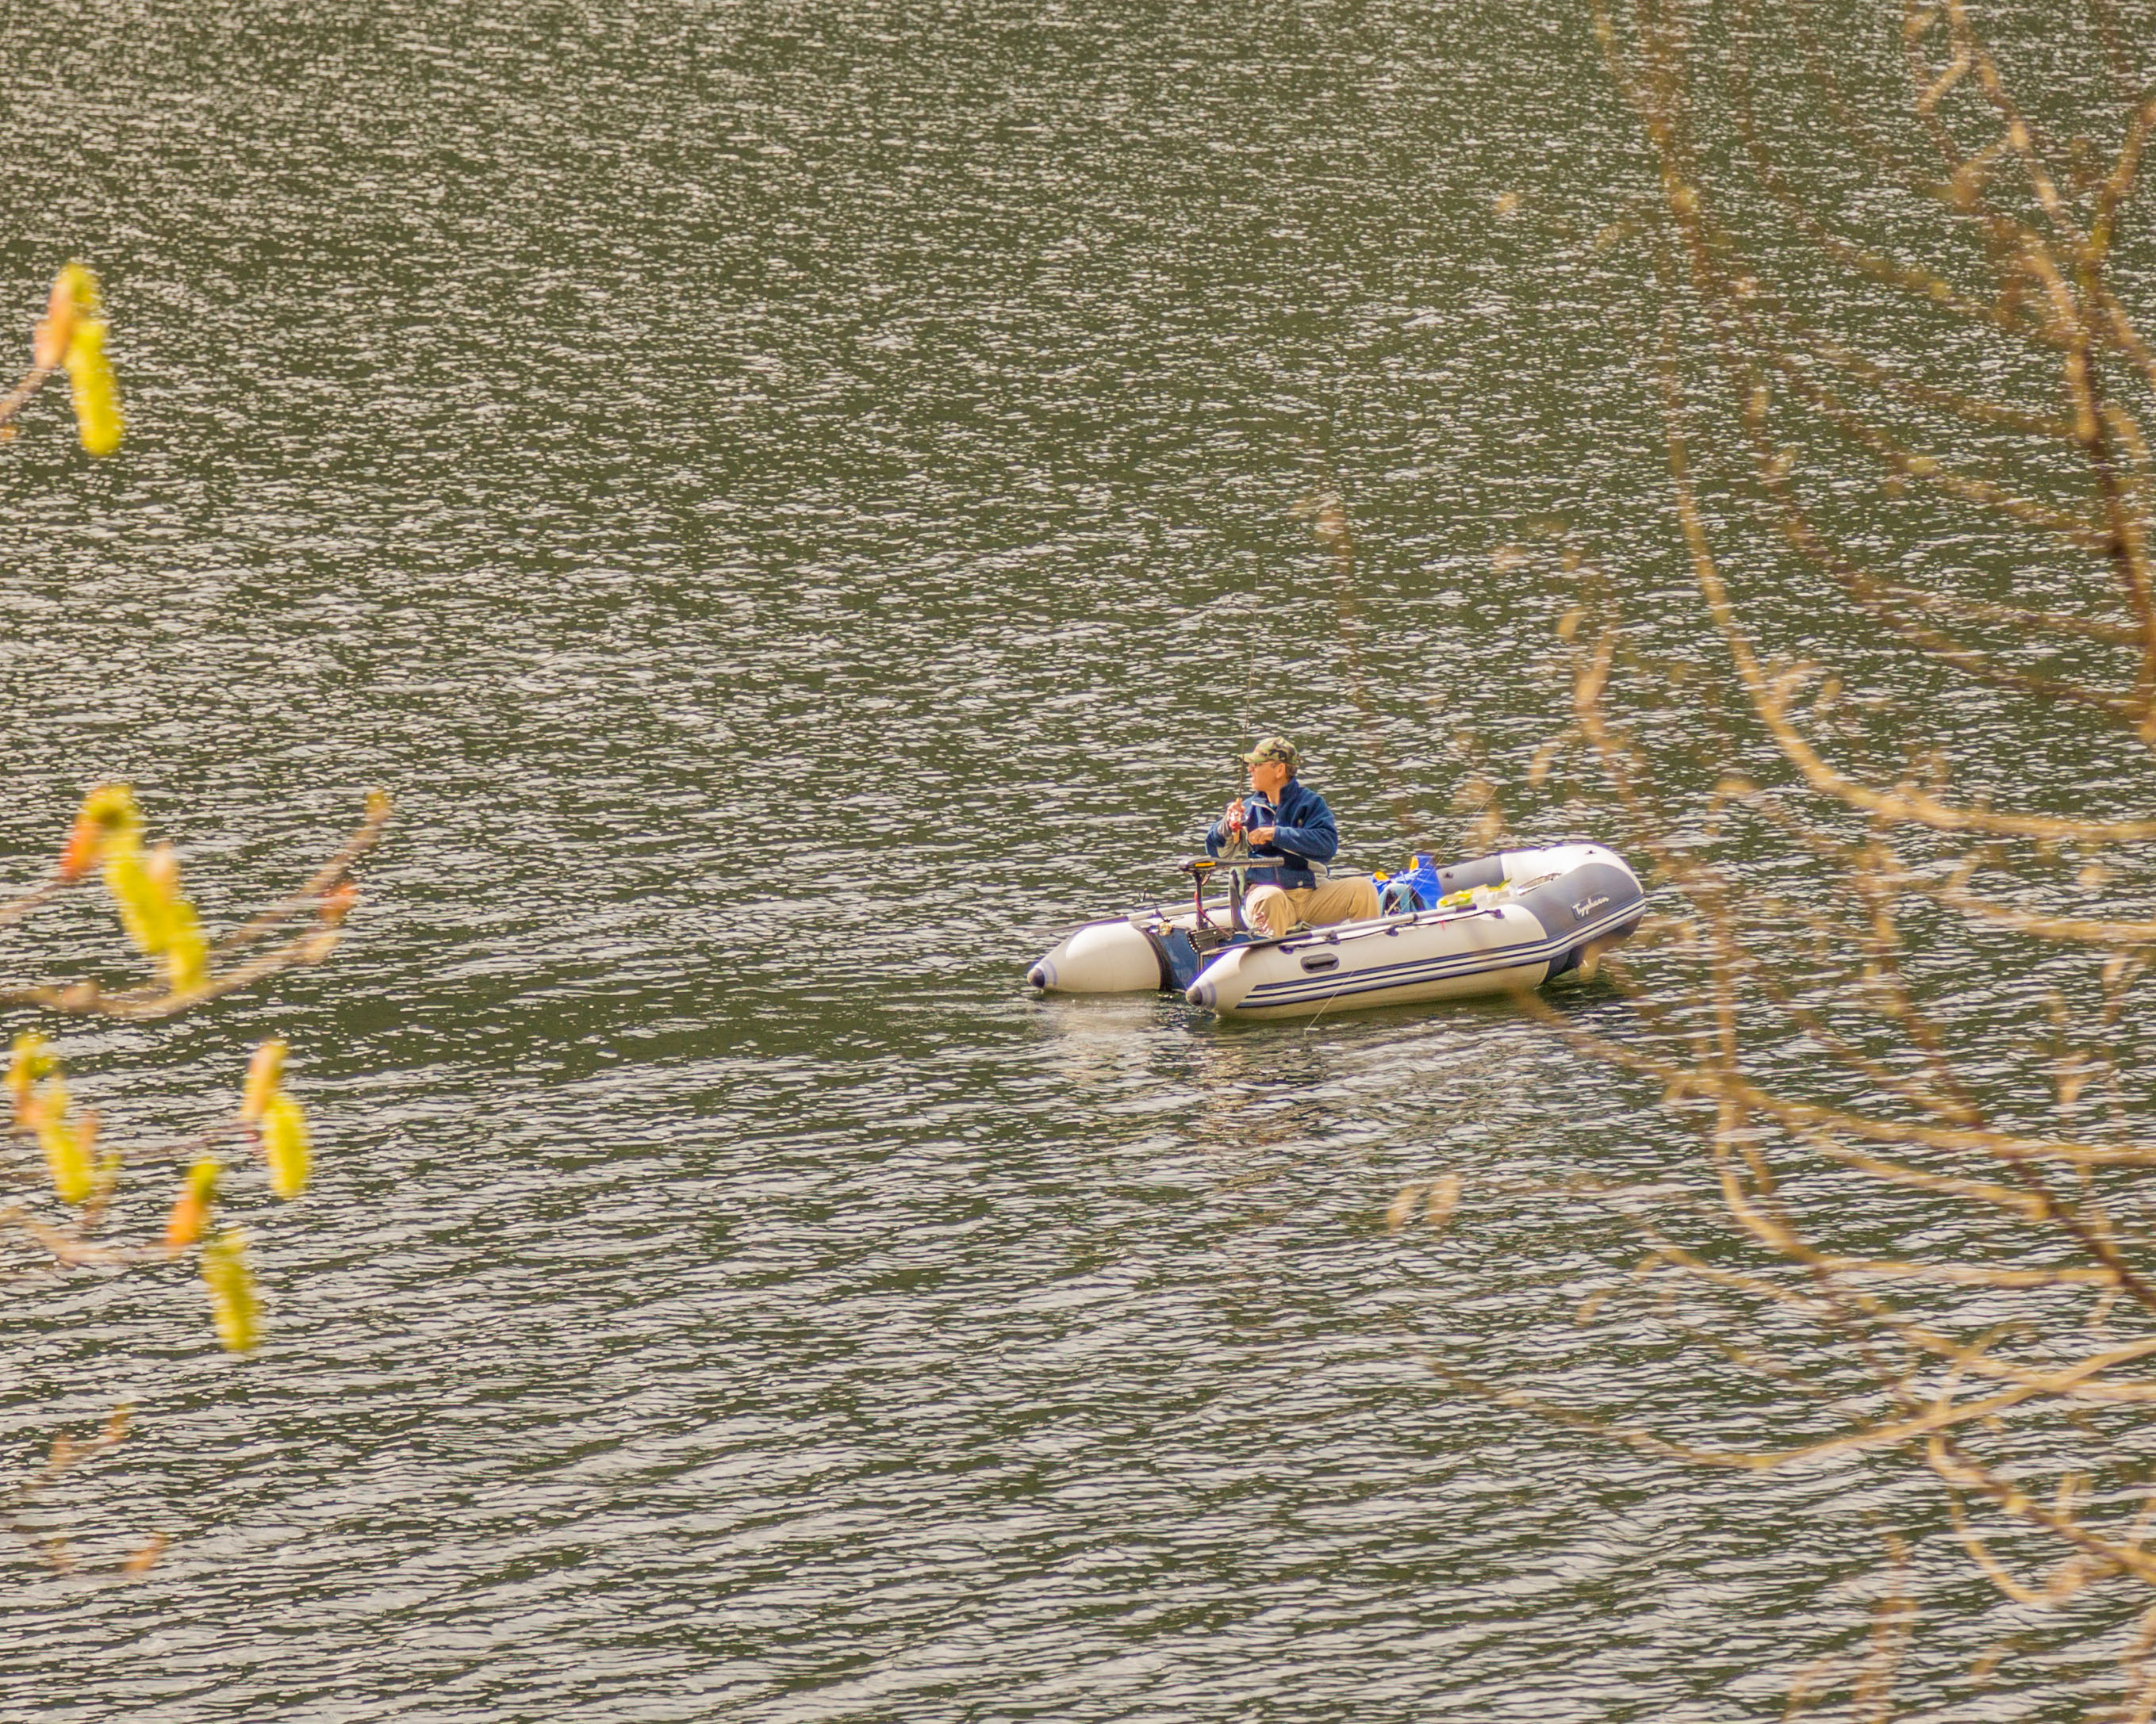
[1028,845,1645,1018]
[1187,845,1644,1017]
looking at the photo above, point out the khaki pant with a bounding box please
[1243,875,1381,938]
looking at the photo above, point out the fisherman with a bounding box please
[1206,736,1381,938]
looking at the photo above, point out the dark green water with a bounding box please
[5,1,2155,1717]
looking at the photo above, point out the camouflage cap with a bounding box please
[1239,735,1301,772]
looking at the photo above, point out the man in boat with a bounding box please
[1206,736,1380,938]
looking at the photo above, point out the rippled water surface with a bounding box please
[6,1,2156,1718]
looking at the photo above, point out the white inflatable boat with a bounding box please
[1027,844,1645,1020]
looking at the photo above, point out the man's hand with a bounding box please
[1222,797,1245,835]
[1249,826,1276,846]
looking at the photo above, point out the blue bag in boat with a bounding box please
[1379,852,1444,914]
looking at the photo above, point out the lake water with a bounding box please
[5,1,2154,1717]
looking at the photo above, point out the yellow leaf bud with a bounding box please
[201,1229,260,1354]
[104,846,170,956]
[7,1032,54,1120]
[63,317,122,457]
[163,910,208,994]
[241,1040,287,1124]
[130,842,208,992]
[163,1157,221,1252]
[54,262,101,316]
[143,840,178,898]
[259,1094,311,1200]
[34,1091,90,1206]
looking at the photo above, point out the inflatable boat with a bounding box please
[1027,844,1645,1020]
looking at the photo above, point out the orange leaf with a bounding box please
[57,812,98,879]
[33,263,96,370]
[121,1534,167,1575]
[163,1159,220,1252]
[163,1191,205,1253]
[241,1040,286,1124]
[31,313,71,371]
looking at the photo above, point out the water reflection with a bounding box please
[2,0,2116,1714]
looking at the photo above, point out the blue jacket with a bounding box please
[1205,776,1341,891]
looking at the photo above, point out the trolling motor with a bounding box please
[1179,852,1245,937]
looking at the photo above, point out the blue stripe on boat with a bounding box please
[1236,904,1640,1007]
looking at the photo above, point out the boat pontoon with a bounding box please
[1027,844,1645,1020]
